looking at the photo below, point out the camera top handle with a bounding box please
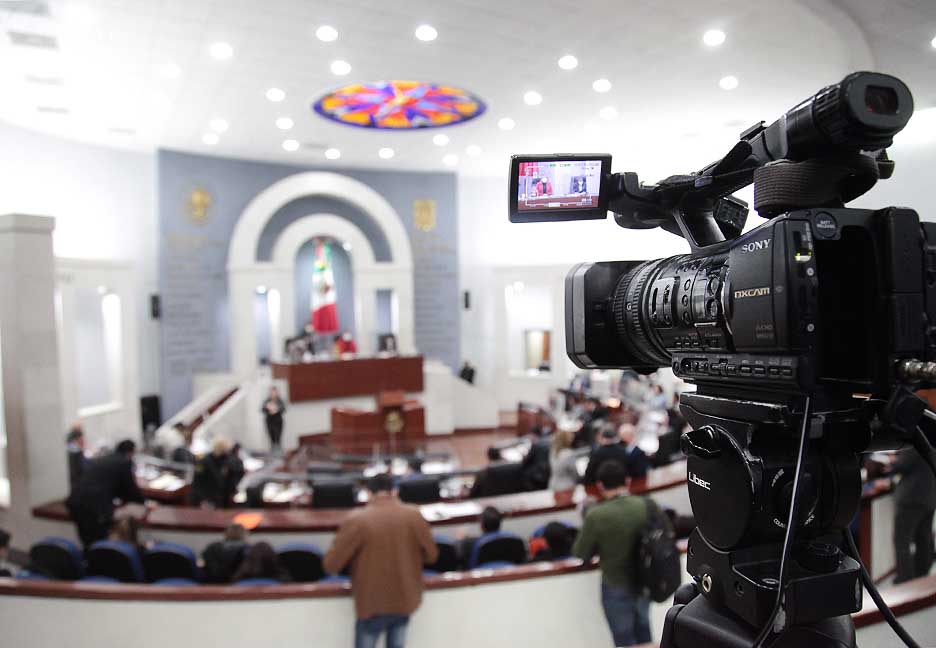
[605,71,913,254]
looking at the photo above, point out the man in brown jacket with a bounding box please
[324,473,438,648]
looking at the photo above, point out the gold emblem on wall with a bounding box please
[187,188,213,225]
[413,199,437,232]
[384,409,405,436]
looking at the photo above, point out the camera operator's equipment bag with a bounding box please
[636,498,681,602]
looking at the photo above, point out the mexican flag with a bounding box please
[311,240,339,333]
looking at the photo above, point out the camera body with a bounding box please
[566,206,936,398]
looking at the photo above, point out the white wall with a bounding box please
[0,121,160,399]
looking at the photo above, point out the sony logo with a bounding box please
[734,287,771,299]
[689,472,711,491]
[740,239,771,253]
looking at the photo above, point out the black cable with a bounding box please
[843,529,921,648]
[751,396,813,648]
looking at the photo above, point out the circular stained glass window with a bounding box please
[313,80,486,130]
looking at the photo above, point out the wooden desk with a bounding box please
[272,356,423,401]
[330,401,425,452]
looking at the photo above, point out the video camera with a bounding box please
[509,72,936,648]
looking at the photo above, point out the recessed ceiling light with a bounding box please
[443,153,458,166]
[378,147,395,159]
[415,24,438,42]
[931,35,936,49]
[157,63,181,79]
[282,139,300,152]
[498,117,515,130]
[325,148,341,160]
[266,87,286,102]
[209,42,233,60]
[599,106,618,120]
[276,117,294,130]
[719,75,739,90]
[465,144,481,157]
[209,118,229,133]
[592,78,612,93]
[703,29,726,47]
[433,133,449,146]
[331,60,352,76]
[523,90,543,106]
[316,25,339,42]
[202,132,219,145]
[557,55,578,70]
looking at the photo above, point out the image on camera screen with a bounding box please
[516,159,603,212]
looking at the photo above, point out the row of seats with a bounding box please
[17,525,576,585]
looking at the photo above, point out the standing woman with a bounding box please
[549,428,580,493]
[262,386,286,452]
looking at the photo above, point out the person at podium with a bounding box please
[261,387,286,452]
[332,330,358,357]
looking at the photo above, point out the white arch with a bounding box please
[227,171,412,270]
[228,175,417,377]
[272,214,377,270]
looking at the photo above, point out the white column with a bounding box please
[0,214,66,542]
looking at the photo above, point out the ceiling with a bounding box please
[1,0,934,177]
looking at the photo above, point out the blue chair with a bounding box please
[475,561,516,570]
[153,577,199,587]
[427,535,458,573]
[16,570,50,581]
[276,543,325,583]
[469,532,527,568]
[143,542,199,582]
[79,576,120,584]
[28,537,84,580]
[86,540,145,583]
[234,578,280,586]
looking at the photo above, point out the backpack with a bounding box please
[635,497,681,602]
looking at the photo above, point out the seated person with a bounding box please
[468,448,505,498]
[583,423,634,487]
[458,360,476,384]
[190,438,236,508]
[548,428,580,492]
[531,522,578,562]
[109,516,147,558]
[457,506,503,569]
[619,423,649,480]
[170,426,196,465]
[202,523,249,583]
[0,529,13,577]
[531,176,552,197]
[231,541,290,583]
[333,331,357,356]
[66,424,87,489]
[521,436,552,491]
[573,398,608,448]
[529,411,555,437]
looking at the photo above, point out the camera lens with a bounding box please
[864,85,899,116]
[610,258,677,367]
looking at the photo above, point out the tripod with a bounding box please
[660,384,936,648]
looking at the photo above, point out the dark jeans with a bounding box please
[601,582,651,647]
[895,504,935,584]
[354,615,409,648]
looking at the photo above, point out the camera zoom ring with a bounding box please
[612,260,661,366]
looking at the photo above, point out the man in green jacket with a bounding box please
[572,460,650,646]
